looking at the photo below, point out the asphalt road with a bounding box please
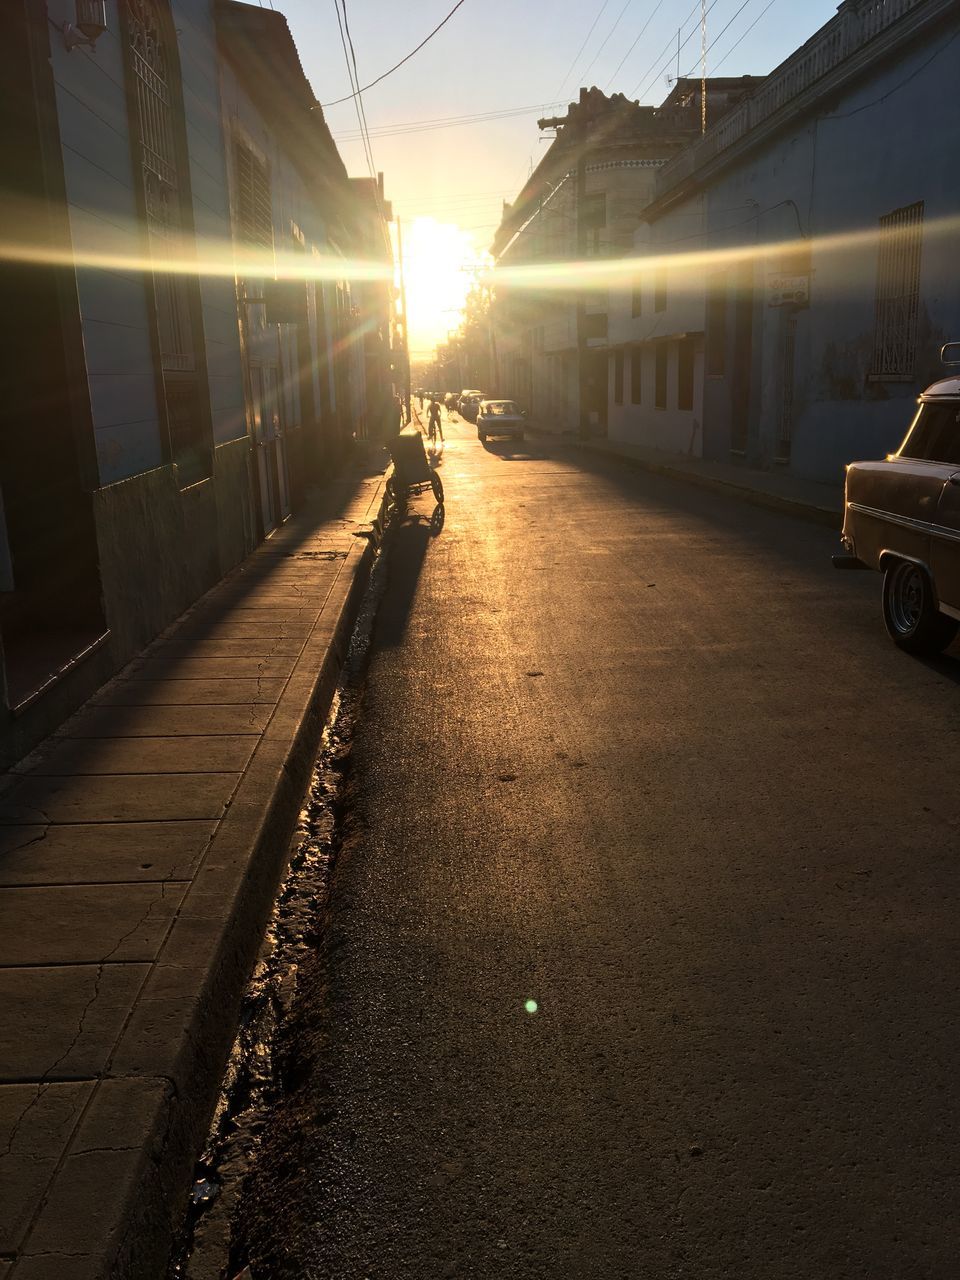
[235,419,960,1279]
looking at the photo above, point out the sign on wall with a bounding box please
[767,274,809,308]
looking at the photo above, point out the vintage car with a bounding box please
[834,352,960,654]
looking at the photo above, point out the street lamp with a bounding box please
[62,1,108,52]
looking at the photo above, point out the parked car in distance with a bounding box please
[459,392,485,423]
[477,399,526,442]
[834,355,960,654]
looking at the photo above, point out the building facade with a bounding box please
[490,81,759,434]
[0,0,388,766]
[609,0,960,483]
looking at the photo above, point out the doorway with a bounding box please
[250,364,291,536]
[0,3,106,709]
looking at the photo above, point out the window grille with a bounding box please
[235,144,273,251]
[677,338,694,411]
[776,313,797,461]
[706,275,726,375]
[630,348,642,404]
[630,279,642,319]
[655,344,668,408]
[654,268,667,313]
[613,350,624,406]
[124,0,210,483]
[871,201,923,379]
[127,0,193,375]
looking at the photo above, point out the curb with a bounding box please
[13,481,391,1279]
[535,430,842,530]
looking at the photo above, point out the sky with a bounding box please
[273,0,842,353]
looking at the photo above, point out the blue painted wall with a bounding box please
[655,12,960,484]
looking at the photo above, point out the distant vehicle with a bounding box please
[834,348,960,654]
[459,393,485,424]
[457,389,482,415]
[476,399,525,442]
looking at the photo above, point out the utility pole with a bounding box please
[701,0,708,134]
[395,216,411,424]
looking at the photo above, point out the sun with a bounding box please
[401,218,485,355]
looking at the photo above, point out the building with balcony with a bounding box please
[609,0,960,481]
[490,80,759,434]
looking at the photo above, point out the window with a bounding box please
[677,338,695,411]
[235,144,273,249]
[613,350,624,406]
[871,201,924,379]
[899,402,960,465]
[655,343,668,409]
[582,193,606,259]
[706,275,726,375]
[631,278,642,319]
[124,0,211,485]
[630,348,642,404]
[654,267,667,313]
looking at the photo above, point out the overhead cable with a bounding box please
[710,0,781,73]
[576,0,635,88]
[335,99,570,143]
[322,0,468,107]
[553,0,612,100]
[604,0,667,91]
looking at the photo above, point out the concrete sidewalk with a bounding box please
[0,457,389,1279]
[533,427,844,528]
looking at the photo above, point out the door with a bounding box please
[928,403,960,610]
[250,367,275,534]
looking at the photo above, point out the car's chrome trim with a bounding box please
[848,502,931,536]
[849,501,960,546]
[941,602,960,622]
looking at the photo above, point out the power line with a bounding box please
[335,99,570,143]
[604,0,667,91]
[333,0,391,254]
[554,0,612,100]
[339,1,376,178]
[681,0,753,78]
[710,0,781,73]
[628,0,702,98]
[577,0,634,88]
[632,0,723,102]
[322,0,469,107]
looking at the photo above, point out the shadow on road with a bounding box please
[374,515,433,649]
[482,438,551,462]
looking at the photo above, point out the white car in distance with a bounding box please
[476,399,526,443]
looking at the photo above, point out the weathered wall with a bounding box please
[638,10,960,483]
[47,0,165,485]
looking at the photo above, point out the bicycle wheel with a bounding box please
[431,473,444,505]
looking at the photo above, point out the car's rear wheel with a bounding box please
[881,559,958,653]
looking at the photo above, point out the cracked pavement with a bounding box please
[0,467,389,1277]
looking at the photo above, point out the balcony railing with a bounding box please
[655,0,928,195]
